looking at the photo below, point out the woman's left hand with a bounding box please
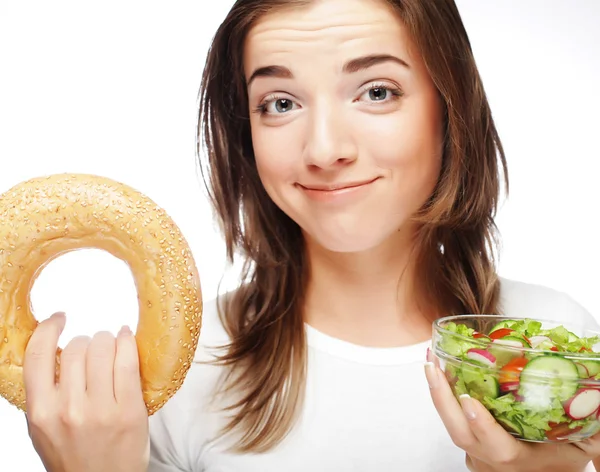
[425,352,600,472]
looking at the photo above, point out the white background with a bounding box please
[0,0,598,470]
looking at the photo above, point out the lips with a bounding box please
[298,177,378,192]
[295,177,379,204]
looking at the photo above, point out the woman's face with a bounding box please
[244,0,444,253]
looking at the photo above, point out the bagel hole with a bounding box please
[29,249,139,349]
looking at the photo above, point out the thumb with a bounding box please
[24,311,67,403]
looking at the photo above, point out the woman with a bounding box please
[22,0,600,471]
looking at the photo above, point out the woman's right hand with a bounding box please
[23,312,150,472]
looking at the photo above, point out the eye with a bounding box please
[368,87,389,101]
[257,96,298,115]
[358,83,403,104]
[271,98,295,113]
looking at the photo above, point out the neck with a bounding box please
[303,229,433,348]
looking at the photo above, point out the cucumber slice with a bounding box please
[496,416,524,436]
[489,348,520,367]
[575,362,591,378]
[460,364,499,400]
[520,355,579,402]
[501,335,532,348]
[579,360,600,377]
[467,374,499,401]
[489,338,525,367]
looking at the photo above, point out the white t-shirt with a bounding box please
[147,277,598,472]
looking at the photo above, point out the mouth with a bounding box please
[296,177,380,203]
[297,177,379,192]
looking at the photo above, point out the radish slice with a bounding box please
[564,389,600,420]
[581,379,600,389]
[500,381,520,393]
[529,335,552,348]
[466,348,497,368]
[492,339,524,348]
[514,393,525,402]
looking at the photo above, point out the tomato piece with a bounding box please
[499,357,529,384]
[499,381,519,393]
[546,423,583,441]
[503,357,528,370]
[489,328,515,340]
[551,346,559,352]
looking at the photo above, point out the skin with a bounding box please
[426,350,600,472]
[245,0,600,470]
[23,313,149,472]
[244,0,443,348]
[20,0,600,471]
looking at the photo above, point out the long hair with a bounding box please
[197,0,508,453]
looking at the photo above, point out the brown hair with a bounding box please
[197,0,508,453]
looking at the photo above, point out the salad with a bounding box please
[437,318,600,442]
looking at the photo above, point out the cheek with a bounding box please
[361,100,444,190]
[251,122,302,202]
[252,126,288,181]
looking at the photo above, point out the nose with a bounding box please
[304,101,357,169]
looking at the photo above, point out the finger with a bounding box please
[425,362,479,452]
[465,455,476,472]
[458,394,522,463]
[465,455,492,472]
[23,312,67,404]
[571,428,600,457]
[113,326,143,405]
[59,335,91,402]
[24,412,32,438]
[86,331,117,404]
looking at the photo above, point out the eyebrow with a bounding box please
[246,54,410,87]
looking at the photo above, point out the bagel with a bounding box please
[0,173,202,415]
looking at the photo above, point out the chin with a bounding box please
[304,227,394,254]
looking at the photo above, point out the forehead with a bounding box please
[243,0,414,76]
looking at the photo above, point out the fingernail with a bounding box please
[426,346,434,362]
[459,394,477,420]
[424,361,438,389]
[118,325,132,337]
[51,312,66,330]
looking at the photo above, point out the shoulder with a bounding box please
[498,276,598,329]
[148,291,234,471]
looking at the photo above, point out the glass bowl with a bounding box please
[431,315,600,442]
